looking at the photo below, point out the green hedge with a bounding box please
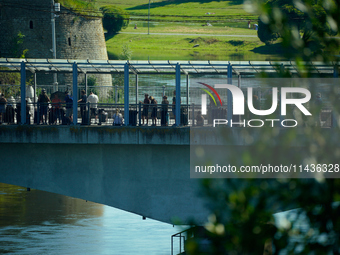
[100,5,130,34]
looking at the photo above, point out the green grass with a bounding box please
[124,21,258,34]
[96,0,257,22]
[57,0,102,17]
[106,33,282,61]
[96,0,273,60]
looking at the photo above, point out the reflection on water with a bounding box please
[0,183,182,255]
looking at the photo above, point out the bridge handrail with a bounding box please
[171,228,190,255]
[0,100,335,128]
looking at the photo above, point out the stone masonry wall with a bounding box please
[0,0,112,97]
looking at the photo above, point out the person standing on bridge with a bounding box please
[172,90,177,121]
[0,93,7,124]
[196,111,204,126]
[51,94,62,125]
[161,95,169,126]
[78,90,87,125]
[112,108,123,126]
[87,91,99,124]
[141,93,150,126]
[150,96,158,126]
[64,91,73,124]
[38,89,50,125]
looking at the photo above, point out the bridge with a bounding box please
[1,58,339,127]
[0,125,211,224]
[1,58,339,224]
[1,124,337,225]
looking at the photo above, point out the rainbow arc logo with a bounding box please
[198,82,223,115]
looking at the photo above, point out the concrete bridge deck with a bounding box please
[0,125,207,224]
[1,125,337,224]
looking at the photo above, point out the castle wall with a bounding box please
[0,0,112,97]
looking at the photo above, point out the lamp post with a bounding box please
[51,0,60,92]
[148,0,150,35]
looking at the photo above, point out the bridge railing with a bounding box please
[171,228,188,255]
[0,101,194,126]
[0,101,335,128]
[171,226,213,255]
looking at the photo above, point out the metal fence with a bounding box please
[0,99,334,128]
[0,59,339,128]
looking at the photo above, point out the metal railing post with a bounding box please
[34,72,37,107]
[227,62,232,127]
[124,63,129,126]
[180,233,182,253]
[175,63,181,126]
[171,236,173,255]
[139,102,142,126]
[20,61,26,125]
[333,64,338,127]
[37,102,40,124]
[334,64,338,78]
[85,73,88,96]
[115,85,118,104]
[87,102,91,125]
[135,74,138,104]
[192,103,195,126]
[72,62,78,125]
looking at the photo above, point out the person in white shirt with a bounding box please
[87,91,99,124]
[113,108,123,126]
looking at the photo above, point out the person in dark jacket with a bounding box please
[141,93,150,126]
[38,89,50,124]
[0,93,7,124]
[161,95,169,126]
[149,96,158,126]
[64,91,73,124]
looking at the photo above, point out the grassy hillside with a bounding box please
[96,0,257,22]
[97,0,273,61]
[106,33,281,61]
[57,0,102,17]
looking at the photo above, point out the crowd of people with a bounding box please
[0,89,102,125]
[139,90,200,126]
[0,92,31,125]
[0,89,207,126]
[141,93,171,126]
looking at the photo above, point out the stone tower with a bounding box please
[0,0,112,95]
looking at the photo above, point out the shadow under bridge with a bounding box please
[0,125,208,224]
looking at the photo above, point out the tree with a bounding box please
[186,0,340,254]
[10,31,28,58]
[0,31,28,96]
[100,5,129,35]
[257,0,337,56]
[257,18,279,46]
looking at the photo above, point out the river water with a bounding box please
[0,183,183,255]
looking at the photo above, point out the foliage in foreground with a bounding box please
[187,0,340,254]
[256,0,338,52]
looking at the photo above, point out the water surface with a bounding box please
[0,183,183,255]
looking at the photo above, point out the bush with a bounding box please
[257,19,279,46]
[100,5,129,35]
